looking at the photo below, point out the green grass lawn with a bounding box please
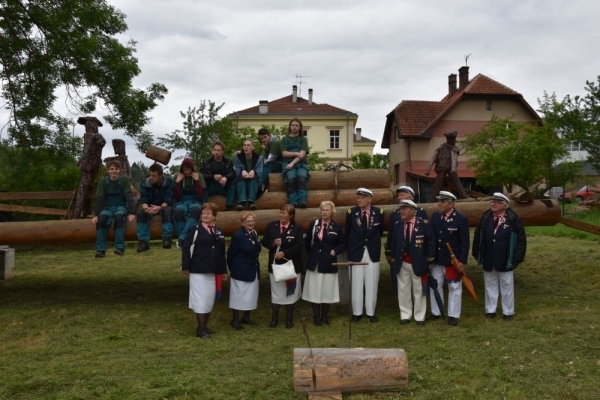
[2,218,600,399]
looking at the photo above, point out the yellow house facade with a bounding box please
[228,86,375,163]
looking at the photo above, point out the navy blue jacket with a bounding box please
[345,206,385,263]
[388,216,436,277]
[227,228,261,282]
[385,206,428,258]
[305,219,346,274]
[181,224,226,274]
[261,220,304,274]
[472,208,526,272]
[139,176,174,206]
[430,208,470,266]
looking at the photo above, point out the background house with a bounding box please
[381,66,542,202]
[228,86,375,164]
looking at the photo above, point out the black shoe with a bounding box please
[114,248,124,256]
[486,312,497,319]
[351,315,363,323]
[314,316,322,326]
[205,327,215,335]
[299,202,307,209]
[448,317,458,326]
[137,240,150,253]
[226,206,232,211]
[321,316,330,325]
[503,314,513,321]
[368,315,378,323]
[285,321,294,329]
[176,240,183,250]
[400,319,410,325]
[241,318,258,326]
[196,327,211,338]
[416,321,425,326]
[249,203,257,211]
[162,237,172,249]
[428,314,442,321]
[292,203,299,208]
[94,250,106,258]
[236,204,244,211]
[269,320,277,329]
[230,321,244,331]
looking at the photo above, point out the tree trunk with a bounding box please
[268,169,391,192]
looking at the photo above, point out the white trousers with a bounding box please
[430,264,463,318]
[484,270,514,315]
[350,249,379,316]
[398,261,426,322]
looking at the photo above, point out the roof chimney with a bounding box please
[308,88,313,105]
[259,100,268,114]
[448,73,457,96]
[458,66,469,89]
[292,85,297,103]
[356,128,362,141]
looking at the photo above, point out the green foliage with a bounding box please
[461,116,569,195]
[306,147,329,171]
[538,78,600,172]
[0,0,167,152]
[351,152,390,169]
[129,161,148,188]
[158,101,252,168]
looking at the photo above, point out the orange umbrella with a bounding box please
[446,243,478,303]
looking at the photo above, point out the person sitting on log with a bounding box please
[136,163,175,252]
[281,118,310,208]
[201,141,236,211]
[174,158,205,249]
[91,160,136,258]
[233,140,264,211]
[258,127,282,192]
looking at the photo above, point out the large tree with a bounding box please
[0,0,167,152]
[538,77,600,172]
[351,152,390,170]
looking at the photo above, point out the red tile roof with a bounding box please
[354,133,376,142]
[231,95,356,115]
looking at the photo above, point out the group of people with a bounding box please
[92,118,310,256]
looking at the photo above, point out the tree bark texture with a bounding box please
[268,169,391,192]
[145,145,172,165]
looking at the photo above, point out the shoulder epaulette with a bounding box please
[347,209,352,214]
[380,209,384,214]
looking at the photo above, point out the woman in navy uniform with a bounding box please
[302,201,346,325]
[181,202,227,338]
[261,204,304,329]
[227,212,261,330]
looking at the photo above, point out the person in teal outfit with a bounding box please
[91,160,136,258]
[136,162,175,252]
[201,141,237,210]
[258,127,282,191]
[281,118,310,208]
[233,140,264,211]
[174,158,205,249]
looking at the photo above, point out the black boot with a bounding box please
[230,310,243,331]
[311,303,322,326]
[285,304,295,329]
[270,304,280,328]
[321,304,331,325]
[241,311,258,326]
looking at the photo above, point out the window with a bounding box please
[486,100,492,111]
[329,130,340,149]
[395,127,400,143]
[394,164,400,185]
[302,129,308,137]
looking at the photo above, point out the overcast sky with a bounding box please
[93,0,600,165]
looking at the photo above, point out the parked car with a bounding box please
[558,184,600,203]
[543,187,564,200]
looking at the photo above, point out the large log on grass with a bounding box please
[0,200,561,245]
[293,348,408,394]
[268,169,390,192]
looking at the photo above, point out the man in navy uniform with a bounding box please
[472,192,526,321]
[429,191,470,326]
[345,188,385,323]
[385,185,428,294]
[388,199,435,325]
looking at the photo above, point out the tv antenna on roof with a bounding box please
[464,53,472,66]
[295,74,311,97]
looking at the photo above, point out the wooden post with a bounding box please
[0,246,15,280]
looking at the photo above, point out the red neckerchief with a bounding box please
[280,222,289,235]
[202,222,214,234]
[404,216,416,239]
[493,213,506,235]
[442,208,454,221]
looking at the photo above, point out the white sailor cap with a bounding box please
[395,185,415,197]
[399,199,417,208]
[356,187,373,197]
[492,192,510,204]
[436,190,457,201]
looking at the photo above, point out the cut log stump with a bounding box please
[293,348,408,394]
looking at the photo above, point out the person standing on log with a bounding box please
[472,193,526,322]
[174,158,205,249]
[226,212,261,330]
[424,129,468,203]
[429,191,469,326]
[201,141,237,211]
[136,163,175,252]
[388,200,436,325]
[346,188,385,323]
[385,185,428,295]
[91,160,136,258]
[302,201,346,326]
[261,204,304,329]
[258,128,283,192]
[181,203,228,339]
[233,140,263,211]
[281,118,310,208]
